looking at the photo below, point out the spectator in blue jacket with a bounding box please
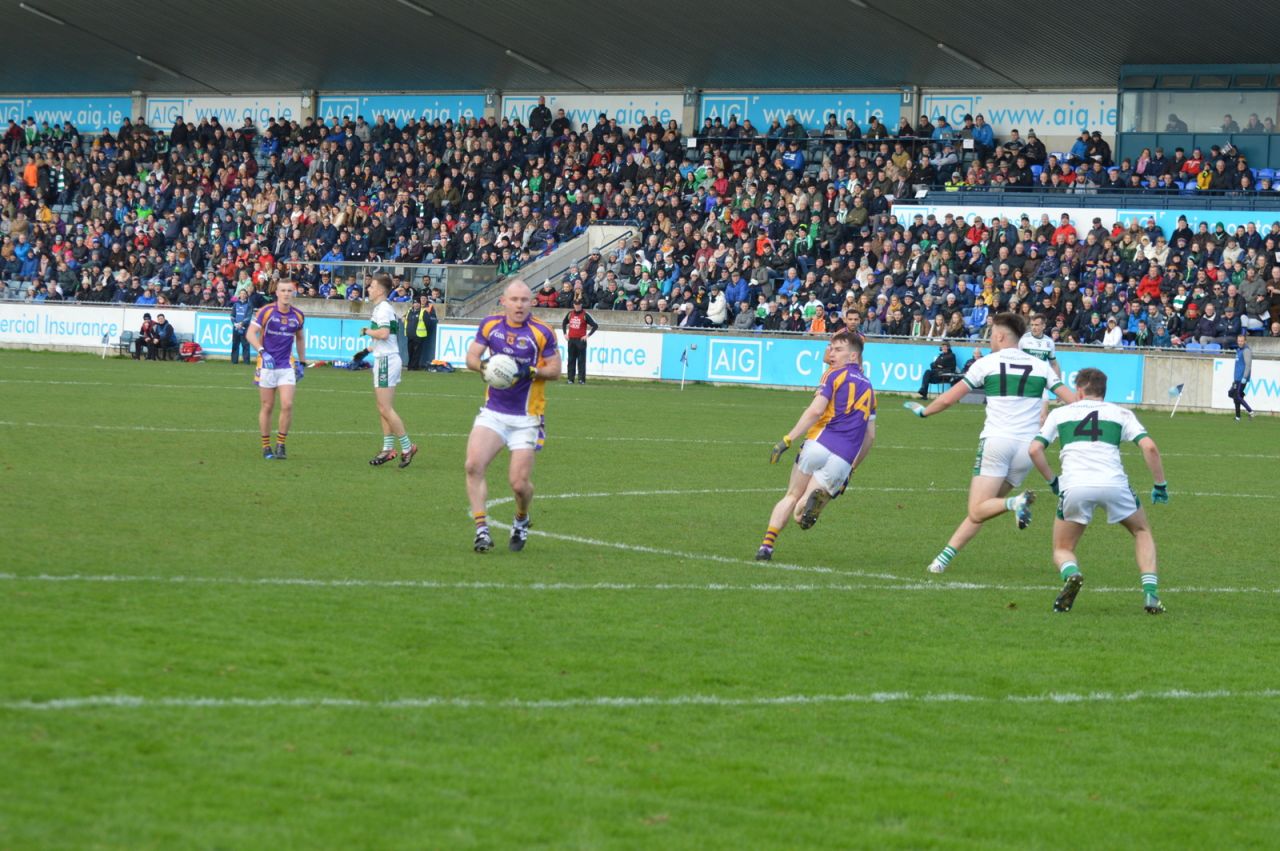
[971,114,995,162]
[229,285,255,365]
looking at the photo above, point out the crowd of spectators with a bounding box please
[5,102,1280,350]
[1,95,674,305]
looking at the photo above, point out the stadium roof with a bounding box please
[6,0,1278,95]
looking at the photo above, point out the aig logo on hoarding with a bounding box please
[701,95,750,123]
[147,98,185,126]
[0,100,22,122]
[922,96,976,126]
[502,97,539,124]
[708,339,762,382]
[320,98,361,121]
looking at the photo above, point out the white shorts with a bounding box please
[1058,484,1140,525]
[797,440,853,495]
[973,436,1032,487]
[255,366,296,389]
[373,353,402,389]
[473,407,545,452]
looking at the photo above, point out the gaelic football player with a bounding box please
[905,313,1074,573]
[1028,367,1169,614]
[246,279,305,460]
[464,280,561,553]
[363,274,418,468]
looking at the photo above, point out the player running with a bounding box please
[1028,367,1169,614]
[246,279,305,460]
[465,279,561,553]
[363,273,418,469]
[757,331,876,561]
[1021,312,1061,417]
[905,313,1074,574]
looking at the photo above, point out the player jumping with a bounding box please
[905,313,1074,574]
[363,273,418,468]
[246,279,305,460]
[757,331,876,561]
[465,279,561,553]
[1028,367,1169,614]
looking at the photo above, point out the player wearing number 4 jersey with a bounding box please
[1028,367,1169,614]
[905,313,1074,574]
[756,332,876,561]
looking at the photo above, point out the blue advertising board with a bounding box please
[317,94,484,125]
[659,333,1143,403]
[699,91,900,130]
[0,96,130,132]
[195,312,369,361]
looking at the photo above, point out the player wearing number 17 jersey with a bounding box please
[756,332,877,561]
[1028,368,1169,614]
[904,313,1074,574]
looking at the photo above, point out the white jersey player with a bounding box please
[904,313,1074,574]
[1028,367,1169,614]
[1020,313,1060,411]
[362,273,418,468]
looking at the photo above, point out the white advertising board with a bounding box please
[1211,356,1280,413]
[0,303,195,349]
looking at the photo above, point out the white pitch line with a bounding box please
[0,390,1275,459]
[4,688,1279,713]
[0,572,1273,596]
[0,419,1272,489]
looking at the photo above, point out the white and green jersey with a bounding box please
[1019,331,1057,365]
[962,348,1064,441]
[1034,399,1148,490]
[368,300,401,357]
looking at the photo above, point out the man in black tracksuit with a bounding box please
[561,300,599,384]
[917,342,958,399]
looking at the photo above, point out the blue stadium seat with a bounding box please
[1030,165,1043,178]
[1260,168,1276,181]
[1179,183,1197,195]
[1050,152,1066,161]
[1121,340,1134,348]
[1184,342,1204,352]
[1204,342,1223,352]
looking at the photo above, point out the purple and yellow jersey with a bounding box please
[251,304,304,366]
[474,314,558,416]
[806,362,875,461]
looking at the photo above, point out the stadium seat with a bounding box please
[117,331,134,356]
[1030,165,1043,178]
[1260,168,1276,181]
[1204,342,1222,352]
[1184,342,1204,352]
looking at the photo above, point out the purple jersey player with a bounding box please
[246,280,306,460]
[464,279,562,553]
[757,331,877,561]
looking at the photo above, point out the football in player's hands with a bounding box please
[483,354,520,390]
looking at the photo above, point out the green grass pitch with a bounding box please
[2,349,1278,849]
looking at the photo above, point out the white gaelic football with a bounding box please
[484,354,520,389]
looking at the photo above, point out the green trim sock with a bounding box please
[1060,562,1081,581]
[398,434,412,453]
[934,545,957,568]
[1141,573,1158,596]
[514,512,529,529]
[382,435,395,451]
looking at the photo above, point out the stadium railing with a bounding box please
[281,260,497,308]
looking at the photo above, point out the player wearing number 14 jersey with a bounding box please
[756,332,877,561]
[904,313,1074,574]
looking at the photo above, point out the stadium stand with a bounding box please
[4,107,1280,351]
